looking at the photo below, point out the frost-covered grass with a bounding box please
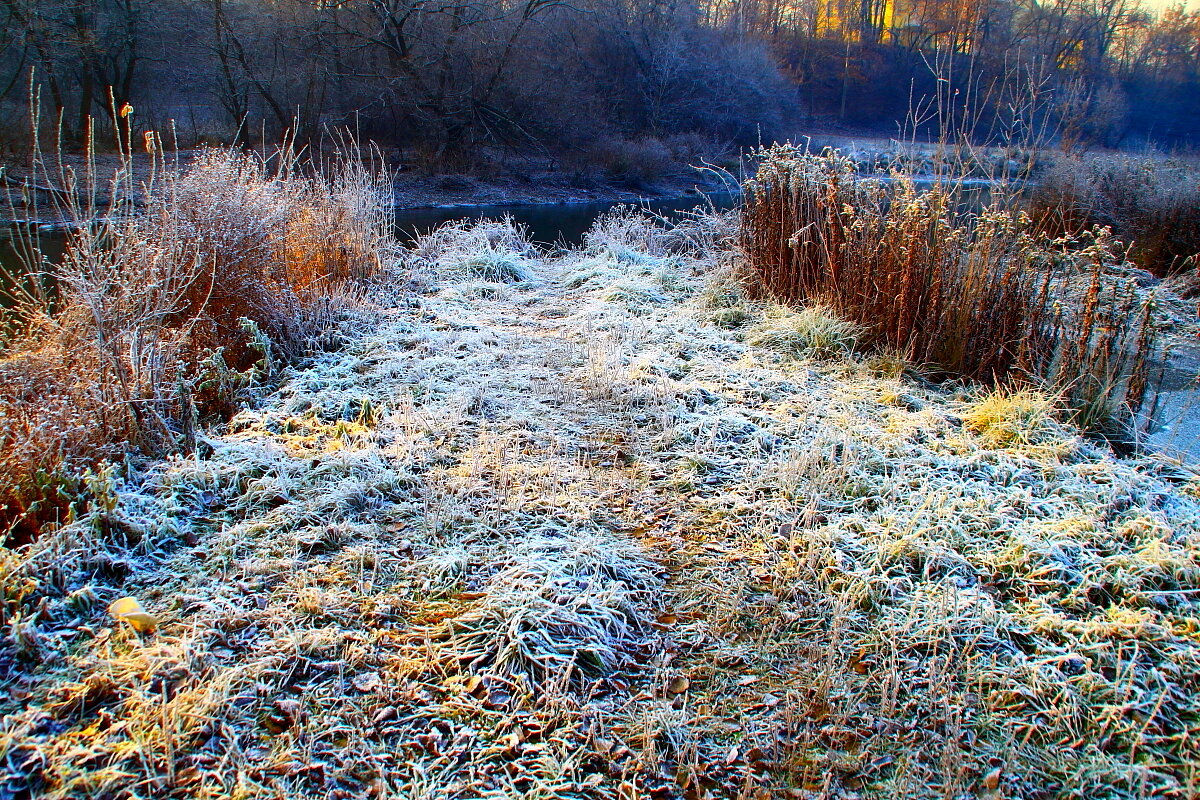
[747,304,861,360]
[1,210,1198,799]
[406,217,538,283]
[963,388,1059,448]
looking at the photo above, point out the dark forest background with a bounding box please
[1,0,1198,165]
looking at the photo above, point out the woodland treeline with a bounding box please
[0,0,1197,163]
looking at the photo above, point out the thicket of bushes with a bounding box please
[3,0,1199,174]
[0,0,797,168]
[1029,152,1200,278]
[739,146,1160,437]
[0,143,391,542]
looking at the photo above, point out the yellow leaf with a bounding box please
[119,103,133,118]
[108,596,156,633]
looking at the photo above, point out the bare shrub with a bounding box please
[0,141,392,539]
[1029,152,1200,277]
[738,145,1160,437]
[588,137,676,186]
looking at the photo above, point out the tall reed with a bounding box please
[739,145,1159,437]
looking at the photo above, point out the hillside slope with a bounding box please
[3,214,1199,799]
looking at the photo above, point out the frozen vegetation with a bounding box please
[2,207,1199,800]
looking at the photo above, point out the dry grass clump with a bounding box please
[559,208,731,315]
[1030,152,1200,278]
[424,532,660,681]
[0,142,390,540]
[738,145,1161,437]
[747,304,860,360]
[584,206,736,264]
[406,217,538,283]
[962,388,1057,447]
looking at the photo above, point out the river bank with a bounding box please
[2,211,1198,799]
[0,148,738,223]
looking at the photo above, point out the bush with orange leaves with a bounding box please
[0,145,392,541]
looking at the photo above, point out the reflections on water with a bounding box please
[0,191,741,288]
[0,225,65,307]
[391,192,741,246]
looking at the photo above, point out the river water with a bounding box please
[0,192,740,288]
[391,192,739,245]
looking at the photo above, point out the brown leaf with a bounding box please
[865,754,894,773]
[261,714,290,734]
[372,706,397,726]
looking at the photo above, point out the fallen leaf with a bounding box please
[668,676,690,694]
[261,714,290,734]
[865,754,894,773]
[108,597,156,634]
[851,657,876,675]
